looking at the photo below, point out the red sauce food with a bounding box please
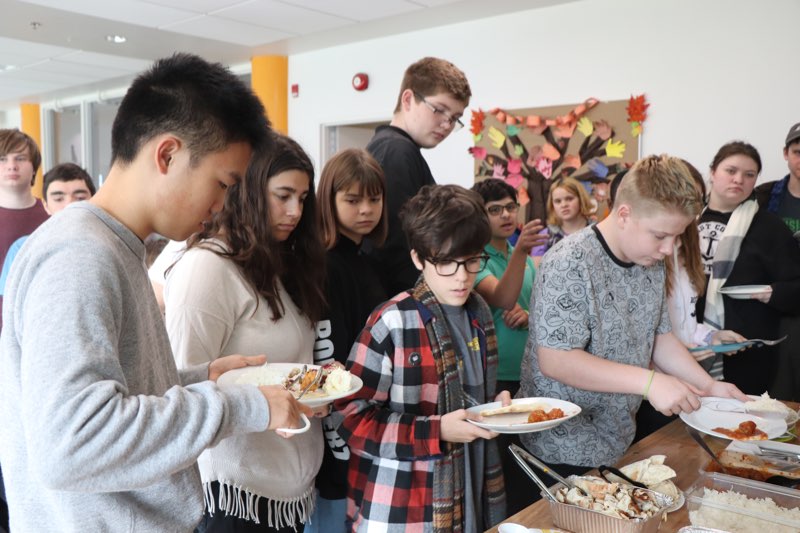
[712,420,768,440]
[527,408,565,423]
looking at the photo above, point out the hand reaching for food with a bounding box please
[441,409,498,443]
[647,373,702,416]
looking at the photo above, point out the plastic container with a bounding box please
[542,483,671,533]
[686,471,800,533]
[677,528,729,533]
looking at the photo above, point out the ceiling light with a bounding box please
[0,64,18,72]
[106,35,127,44]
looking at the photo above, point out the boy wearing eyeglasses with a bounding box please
[334,185,508,532]
[366,57,471,296]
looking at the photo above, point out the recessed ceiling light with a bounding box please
[0,64,18,72]
[106,34,127,44]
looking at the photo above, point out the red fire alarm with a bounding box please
[291,83,299,98]
[352,73,369,91]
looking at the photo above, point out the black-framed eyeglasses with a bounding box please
[413,91,464,131]
[486,202,520,216]
[426,255,489,276]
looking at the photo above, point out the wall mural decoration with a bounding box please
[470,96,646,223]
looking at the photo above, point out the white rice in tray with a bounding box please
[689,488,800,533]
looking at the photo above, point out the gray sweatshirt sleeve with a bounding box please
[14,239,270,493]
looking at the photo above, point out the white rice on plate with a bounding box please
[234,366,285,386]
[689,488,800,533]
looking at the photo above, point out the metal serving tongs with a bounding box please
[508,444,587,503]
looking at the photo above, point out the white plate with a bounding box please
[466,397,581,434]
[679,397,787,440]
[217,363,363,408]
[718,285,770,299]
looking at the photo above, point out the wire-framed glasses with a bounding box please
[413,91,464,131]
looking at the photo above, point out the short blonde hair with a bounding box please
[615,155,702,218]
[546,177,594,226]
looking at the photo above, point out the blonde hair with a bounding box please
[615,155,702,219]
[664,160,706,298]
[546,177,593,226]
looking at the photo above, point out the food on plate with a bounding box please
[526,408,565,423]
[619,454,681,501]
[480,402,550,417]
[689,487,800,533]
[746,392,799,422]
[239,363,353,398]
[712,420,768,441]
[555,475,667,520]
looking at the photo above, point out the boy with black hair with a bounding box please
[367,57,471,296]
[336,184,508,532]
[42,162,96,215]
[0,53,311,532]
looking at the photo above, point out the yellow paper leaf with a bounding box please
[577,116,593,137]
[605,138,626,158]
[488,126,506,149]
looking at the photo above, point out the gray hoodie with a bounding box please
[0,203,269,532]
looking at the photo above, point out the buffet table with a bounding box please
[486,418,715,532]
[488,403,800,533]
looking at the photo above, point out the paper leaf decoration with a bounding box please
[605,138,626,159]
[595,120,612,141]
[468,146,487,160]
[627,95,649,124]
[517,186,530,206]
[514,144,524,156]
[506,173,524,189]
[541,143,560,161]
[534,156,553,179]
[492,163,506,179]
[488,127,506,149]
[630,121,642,138]
[554,122,576,139]
[577,117,594,137]
[507,124,521,136]
[507,158,522,174]
[587,158,609,178]
[473,133,483,143]
[470,109,486,136]
[563,154,581,170]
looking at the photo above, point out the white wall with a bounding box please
[288,0,800,189]
[0,108,21,130]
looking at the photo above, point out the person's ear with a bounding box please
[410,249,424,271]
[616,203,631,228]
[154,136,181,175]
[400,89,415,113]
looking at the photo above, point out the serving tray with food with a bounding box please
[217,362,363,408]
[466,397,581,434]
[603,454,685,512]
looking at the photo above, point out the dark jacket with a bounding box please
[754,175,789,213]
[366,125,435,296]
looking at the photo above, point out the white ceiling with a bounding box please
[0,0,575,109]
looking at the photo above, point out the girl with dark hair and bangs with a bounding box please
[307,148,388,533]
[163,134,326,533]
[697,141,800,394]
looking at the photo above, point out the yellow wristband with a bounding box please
[643,369,656,400]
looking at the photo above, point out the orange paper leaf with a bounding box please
[470,109,485,136]
[541,143,560,161]
[517,186,530,206]
[627,94,649,123]
[563,154,581,169]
